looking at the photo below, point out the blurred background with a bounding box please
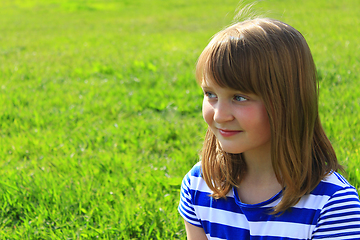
[0,0,359,238]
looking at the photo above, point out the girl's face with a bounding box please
[202,80,271,156]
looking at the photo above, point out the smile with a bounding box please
[218,129,242,137]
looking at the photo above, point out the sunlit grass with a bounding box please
[0,0,359,238]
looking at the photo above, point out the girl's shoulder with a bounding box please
[309,171,360,238]
[297,171,358,209]
[181,161,234,199]
[183,162,205,190]
[313,171,357,197]
[187,161,202,177]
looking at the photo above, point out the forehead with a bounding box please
[201,77,262,98]
[200,74,217,87]
[200,78,220,89]
[199,67,255,95]
[197,44,259,95]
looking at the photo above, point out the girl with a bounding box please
[178,18,360,239]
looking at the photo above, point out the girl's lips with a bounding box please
[218,129,242,137]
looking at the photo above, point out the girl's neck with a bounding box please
[241,141,273,175]
[237,144,282,204]
[237,173,282,205]
[237,161,282,204]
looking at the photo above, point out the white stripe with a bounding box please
[179,205,201,226]
[293,194,330,210]
[189,175,212,193]
[331,188,358,197]
[193,205,249,229]
[331,195,360,204]
[183,182,190,190]
[329,213,360,222]
[249,221,314,239]
[313,220,360,230]
[313,214,360,233]
[330,193,359,202]
[226,189,234,197]
[180,186,191,198]
[322,200,360,212]
[316,213,360,225]
[322,234,360,240]
[207,234,225,240]
[179,198,196,216]
[323,173,349,188]
[183,177,191,188]
[264,192,332,210]
[262,196,282,208]
[180,164,360,239]
[312,227,360,237]
[180,191,191,204]
[182,216,201,227]
[188,175,235,198]
[320,206,360,219]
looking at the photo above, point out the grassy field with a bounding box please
[0,0,359,239]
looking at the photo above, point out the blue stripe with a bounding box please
[179,163,360,239]
[179,196,196,214]
[330,187,359,198]
[313,231,360,239]
[315,224,360,233]
[333,171,350,185]
[189,163,202,177]
[251,236,310,240]
[191,190,321,225]
[310,181,342,196]
[324,203,360,213]
[191,190,244,214]
[243,207,321,225]
[318,216,360,226]
[178,207,200,224]
[201,221,250,239]
[318,210,360,222]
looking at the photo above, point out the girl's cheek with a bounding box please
[202,101,214,124]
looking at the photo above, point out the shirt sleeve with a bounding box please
[312,186,360,239]
[178,171,203,227]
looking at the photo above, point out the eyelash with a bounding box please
[234,95,247,102]
[204,92,247,102]
[204,91,216,98]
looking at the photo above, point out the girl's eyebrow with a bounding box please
[200,82,214,88]
[201,85,211,90]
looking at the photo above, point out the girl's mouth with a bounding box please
[218,129,242,137]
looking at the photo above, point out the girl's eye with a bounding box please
[234,95,247,102]
[204,91,217,99]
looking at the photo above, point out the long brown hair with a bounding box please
[196,18,342,214]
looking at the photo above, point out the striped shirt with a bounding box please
[178,162,360,239]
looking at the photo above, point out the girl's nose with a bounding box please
[213,102,234,123]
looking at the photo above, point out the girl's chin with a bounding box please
[218,145,243,154]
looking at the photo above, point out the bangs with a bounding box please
[196,24,265,95]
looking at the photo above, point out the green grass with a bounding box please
[0,0,359,238]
